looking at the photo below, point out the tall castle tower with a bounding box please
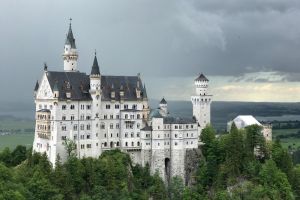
[191,73,213,130]
[63,20,78,72]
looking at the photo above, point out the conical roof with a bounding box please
[160,97,167,104]
[34,81,39,91]
[195,73,209,81]
[65,22,76,48]
[90,54,100,75]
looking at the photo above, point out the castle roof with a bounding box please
[195,73,209,82]
[230,115,262,129]
[65,23,76,48]
[141,125,153,131]
[90,54,100,75]
[149,108,196,124]
[47,71,91,101]
[160,98,167,104]
[45,71,147,101]
[34,81,39,91]
[101,75,147,101]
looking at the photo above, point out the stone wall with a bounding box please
[184,148,203,186]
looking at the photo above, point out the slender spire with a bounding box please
[160,97,167,104]
[143,83,147,98]
[65,18,76,48]
[90,51,100,75]
[34,81,39,91]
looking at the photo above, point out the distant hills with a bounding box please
[1,100,300,132]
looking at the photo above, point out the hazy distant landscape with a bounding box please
[1,100,300,150]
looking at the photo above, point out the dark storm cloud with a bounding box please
[0,0,300,102]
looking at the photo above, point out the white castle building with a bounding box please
[33,22,212,182]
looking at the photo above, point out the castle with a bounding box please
[33,22,212,183]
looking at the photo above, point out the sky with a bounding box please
[0,0,300,103]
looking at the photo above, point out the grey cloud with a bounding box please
[0,0,300,103]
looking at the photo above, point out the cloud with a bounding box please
[0,0,300,102]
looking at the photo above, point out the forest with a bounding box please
[0,124,300,200]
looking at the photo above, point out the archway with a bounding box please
[165,158,171,184]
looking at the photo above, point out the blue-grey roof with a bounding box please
[90,55,100,75]
[101,75,147,101]
[34,81,39,91]
[160,98,167,104]
[45,71,147,101]
[149,107,196,124]
[65,24,76,48]
[149,109,163,118]
[46,71,92,101]
[163,116,196,124]
[141,125,153,131]
[195,73,209,82]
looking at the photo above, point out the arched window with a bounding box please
[137,142,140,146]
[125,142,128,147]
[104,142,107,147]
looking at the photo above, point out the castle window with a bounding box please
[73,125,78,131]
[104,142,107,147]
[158,142,160,146]
[124,104,128,109]
[116,123,120,129]
[116,115,120,119]
[111,134,113,137]
[87,124,91,130]
[117,133,119,137]
[158,134,160,138]
[130,115,134,119]
[175,125,178,129]
[117,142,120,146]
[62,105,66,110]
[87,144,91,148]
[81,144,85,149]
[100,123,105,129]
[81,105,84,110]
[125,114,128,119]
[104,115,107,119]
[137,114,140,119]
[87,105,91,110]
[132,142,134,146]
[71,116,75,120]
[191,133,193,137]
[106,104,110,109]
[175,134,178,138]
[187,133,189,137]
[74,135,77,140]
[175,142,178,146]
[110,124,113,129]
[125,142,128,147]
[110,115,113,119]
[191,125,193,129]
[191,141,193,144]
[125,133,128,138]
[70,105,75,109]
[80,115,84,120]
[104,134,107,138]
[137,123,140,129]
[131,132,134,138]
[137,132,140,137]
[132,104,137,109]
[61,136,66,140]
[80,124,84,130]
[86,116,91,120]
[80,135,84,139]
[61,126,67,131]
[115,104,120,109]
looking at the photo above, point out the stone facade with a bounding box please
[32,22,212,184]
